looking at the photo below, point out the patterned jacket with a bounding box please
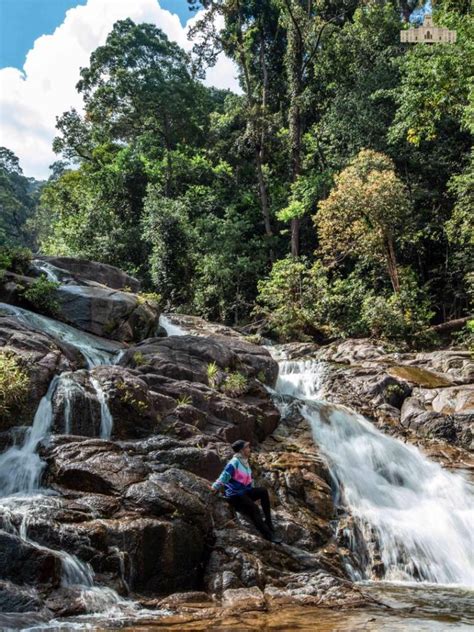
[212,455,253,497]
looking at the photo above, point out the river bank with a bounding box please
[0,257,472,629]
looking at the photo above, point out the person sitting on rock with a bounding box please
[211,439,282,543]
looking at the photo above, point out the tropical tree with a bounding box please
[315,149,412,292]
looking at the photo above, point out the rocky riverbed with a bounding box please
[0,256,472,629]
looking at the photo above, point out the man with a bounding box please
[211,439,282,543]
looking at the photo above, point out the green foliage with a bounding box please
[6,1,469,344]
[116,381,149,414]
[136,292,162,307]
[360,269,435,346]
[21,275,60,316]
[0,246,32,275]
[132,352,146,366]
[142,192,194,306]
[206,361,219,389]
[255,257,321,342]
[0,148,41,249]
[0,351,30,418]
[221,371,248,397]
[175,394,193,407]
[452,320,474,352]
[316,149,413,291]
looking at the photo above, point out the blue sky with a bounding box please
[0,0,236,179]
[0,0,197,69]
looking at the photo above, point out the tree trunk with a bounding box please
[257,25,274,258]
[429,317,471,334]
[287,15,303,257]
[237,9,274,260]
[385,236,400,293]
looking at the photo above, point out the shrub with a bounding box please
[453,319,474,352]
[0,352,30,417]
[361,268,435,347]
[136,292,162,307]
[21,275,60,316]
[221,371,248,397]
[207,361,219,388]
[0,246,32,275]
[133,351,146,366]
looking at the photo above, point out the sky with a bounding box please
[0,0,239,180]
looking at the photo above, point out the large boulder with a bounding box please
[310,343,474,461]
[33,256,141,292]
[55,284,159,342]
[44,438,149,495]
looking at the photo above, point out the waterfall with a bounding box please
[274,357,474,587]
[0,376,59,496]
[159,313,187,336]
[0,299,130,616]
[0,303,119,367]
[30,259,65,283]
[90,376,113,439]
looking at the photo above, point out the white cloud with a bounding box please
[0,0,240,179]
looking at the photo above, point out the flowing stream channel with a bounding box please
[0,306,472,630]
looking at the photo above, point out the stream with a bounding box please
[0,307,472,630]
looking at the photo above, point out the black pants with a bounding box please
[227,487,273,540]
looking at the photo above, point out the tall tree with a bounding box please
[316,149,412,292]
[190,0,286,258]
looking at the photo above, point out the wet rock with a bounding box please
[55,284,159,342]
[34,256,141,292]
[387,365,452,388]
[0,531,61,587]
[431,385,474,415]
[157,591,212,608]
[103,517,206,593]
[44,586,90,617]
[45,439,149,494]
[0,315,82,430]
[51,370,102,436]
[124,470,208,528]
[122,331,278,387]
[0,580,43,613]
[222,586,265,610]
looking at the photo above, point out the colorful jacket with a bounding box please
[212,455,253,497]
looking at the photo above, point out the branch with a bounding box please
[282,0,304,44]
[302,14,343,75]
[429,317,471,334]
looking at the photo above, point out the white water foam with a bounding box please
[89,376,113,439]
[275,357,474,586]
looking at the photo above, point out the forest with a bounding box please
[1,0,472,347]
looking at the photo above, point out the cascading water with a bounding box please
[0,376,59,496]
[159,314,187,337]
[274,356,474,587]
[0,300,129,621]
[0,303,119,367]
[90,376,113,439]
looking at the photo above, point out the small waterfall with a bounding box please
[90,376,113,439]
[31,259,65,283]
[275,356,474,587]
[159,313,187,336]
[0,303,119,367]
[0,376,59,496]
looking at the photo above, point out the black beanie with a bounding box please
[232,439,248,453]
